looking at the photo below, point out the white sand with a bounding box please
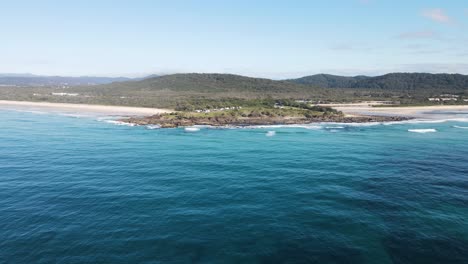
[325,104,468,119]
[0,100,173,116]
[2,100,467,119]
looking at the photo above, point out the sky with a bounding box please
[1,0,468,78]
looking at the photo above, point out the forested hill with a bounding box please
[87,73,322,95]
[60,73,329,107]
[288,73,468,91]
[2,72,467,108]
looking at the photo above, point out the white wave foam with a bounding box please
[266,131,276,137]
[408,129,437,133]
[184,127,200,132]
[59,113,91,118]
[384,118,468,126]
[326,122,382,127]
[146,125,161,130]
[105,120,136,127]
[92,116,468,131]
[249,124,322,130]
[6,109,48,115]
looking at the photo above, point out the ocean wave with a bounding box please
[266,131,276,137]
[59,113,92,118]
[184,127,200,132]
[104,120,137,126]
[384,118,468,126]
[94,118,468,131]
[249,124,323,130]
[408,129,437,133]
[5,109,48,115]
[146,125,161,130]
[326,122,382,127]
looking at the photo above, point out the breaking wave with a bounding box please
[408,129,437,133]
[146,125,161,130]
[184,127,200,132]
[104,120,136,127]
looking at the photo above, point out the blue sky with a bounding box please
[1,0,467,78]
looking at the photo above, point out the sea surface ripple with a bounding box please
[1,110,468,263]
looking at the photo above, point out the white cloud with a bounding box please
[422,8,452,24]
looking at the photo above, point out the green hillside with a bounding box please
[288,74,369,88]
[288,73,468,91]
[1,73,467,108]
[67,73,338,107]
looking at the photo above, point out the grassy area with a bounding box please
[169,98,341,118]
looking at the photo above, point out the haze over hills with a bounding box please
[0,74,133,86]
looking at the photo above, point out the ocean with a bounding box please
[1,109,468,263]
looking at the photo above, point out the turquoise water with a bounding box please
[1,109,468,263]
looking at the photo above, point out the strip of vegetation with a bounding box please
[174,98,340,112]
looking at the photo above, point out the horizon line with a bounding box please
[1,71,468,80]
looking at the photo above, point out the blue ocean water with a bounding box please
[1,109,468,263]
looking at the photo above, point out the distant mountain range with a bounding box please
[95,73,311,93]
[0,75,132,86]
[66,73,328,108]
[287,73,468,91]
[86,72,468,98]
[1,72,466,108]
[0,74,161,86]
[3,72,466,91]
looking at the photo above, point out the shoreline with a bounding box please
[0,100,172,116]
[121,104,468,128]
[1,100,467,127]
[326,104,468,118]
[122,114,410,128]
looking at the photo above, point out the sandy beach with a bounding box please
[325,103,468,119]
[1,100,468,120]
[0,100,173,116]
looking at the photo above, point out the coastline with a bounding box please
[327,104,468,118]
[122,113,410,128]
[2,99,467,127]
[122,104,468,128]
[0,100,172,116]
